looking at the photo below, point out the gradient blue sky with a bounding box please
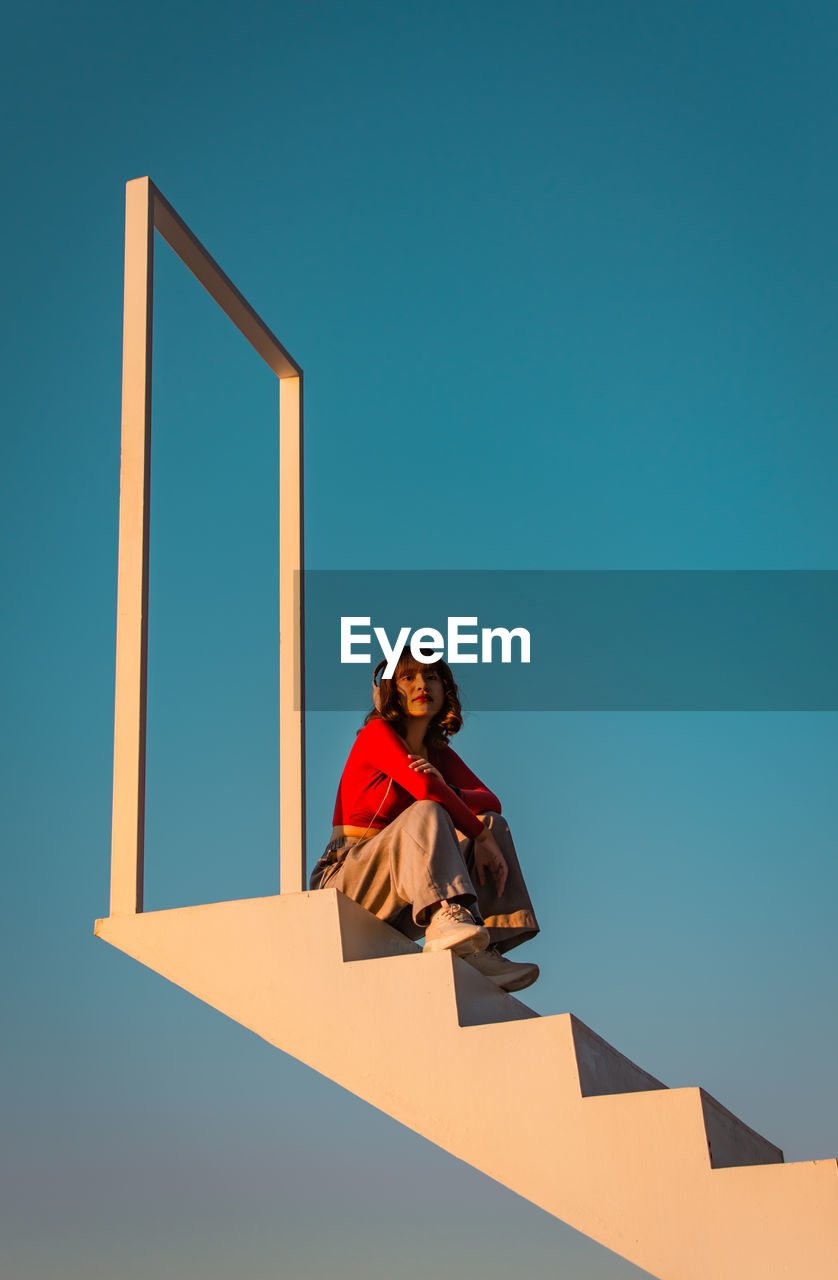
[3,2,837,1277]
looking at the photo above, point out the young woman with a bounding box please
[309,650,540,993]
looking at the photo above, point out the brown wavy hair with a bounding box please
[363,650,463,747]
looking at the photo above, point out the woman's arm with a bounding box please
[432,744,502,816]
[360,720,486,839]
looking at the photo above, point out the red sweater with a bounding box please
[332,718,502,840]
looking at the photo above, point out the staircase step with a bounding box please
[569,1015,783,1167]
[570,1015,667,1096]
[333,891,538,1026]
[700,1088,783,1168]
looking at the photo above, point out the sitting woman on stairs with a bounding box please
[309,649,540,993]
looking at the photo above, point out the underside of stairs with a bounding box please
[95,889,838,1279]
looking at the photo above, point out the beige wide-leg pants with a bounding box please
[309,800,539,953]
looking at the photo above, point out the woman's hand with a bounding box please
[408,754,445,781]
[473,828,508,897]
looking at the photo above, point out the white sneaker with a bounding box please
[424,901,490,956]
[465,945,540,992]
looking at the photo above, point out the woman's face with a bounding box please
[395,665,445,721]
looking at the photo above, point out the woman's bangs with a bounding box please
[392,652,442,681]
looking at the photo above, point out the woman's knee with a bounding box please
[481,810,509,835]
[409,798,455,828]
[400,800,458,847]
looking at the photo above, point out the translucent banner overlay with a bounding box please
[303,571,838,711]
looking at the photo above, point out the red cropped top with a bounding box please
[332,718,502,841]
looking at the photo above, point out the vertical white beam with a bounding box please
[279,375,306,892]
[110,178,154,915]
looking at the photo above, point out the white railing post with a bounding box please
[110,177,154,915]
[279,375,306,893]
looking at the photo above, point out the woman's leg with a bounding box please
[458,812,539,953]
[323,800,481,941]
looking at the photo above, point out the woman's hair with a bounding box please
[363,650,463,746]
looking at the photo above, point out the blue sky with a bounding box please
[2,2,837,1277]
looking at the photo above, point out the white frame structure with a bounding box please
[110,176,305,914]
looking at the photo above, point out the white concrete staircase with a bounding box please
[95,889,838,1278]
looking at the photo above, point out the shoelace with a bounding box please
[435,901,472,923]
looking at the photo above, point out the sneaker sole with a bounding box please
[464,957,540,992]
[496,964,540,993]
[424,925,490,956]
